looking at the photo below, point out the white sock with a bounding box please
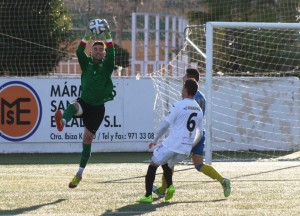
[76,167,84,177]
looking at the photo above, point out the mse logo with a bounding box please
[0,81,42,141]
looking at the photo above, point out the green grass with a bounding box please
[0,153,300,215]
[1,151,296,165]
[0,152,153,165]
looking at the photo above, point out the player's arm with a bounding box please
[76,28,92,69]
[149,104,177,148]
[200,98,205,116]
[149,120,170,148]
[154,120,171,143]
[102,19,115,75]
[192,127,203,147]
[195,92,206,116]
[193,110,204,147]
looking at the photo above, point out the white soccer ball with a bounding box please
[89,19,106,35]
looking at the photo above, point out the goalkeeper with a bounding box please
[153,68,231,198]
[54,19,115,188]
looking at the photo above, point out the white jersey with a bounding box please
[162,98,203,155]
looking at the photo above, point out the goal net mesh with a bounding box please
[152,24,300,161]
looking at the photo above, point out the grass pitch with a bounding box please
[0,153,299,216]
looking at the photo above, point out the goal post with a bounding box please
[185,22,300,164]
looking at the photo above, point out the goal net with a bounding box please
[152,22,300,163]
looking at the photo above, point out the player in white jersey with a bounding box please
[136,78,203,203]
[153,68,231,198]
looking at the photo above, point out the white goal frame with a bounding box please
[187,22,300,164]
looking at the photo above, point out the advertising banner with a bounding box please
[0,77,156,152]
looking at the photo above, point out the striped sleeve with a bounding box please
[80,36,89,47]
[106,38,113,48]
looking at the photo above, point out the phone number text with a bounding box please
[99,132,154,141]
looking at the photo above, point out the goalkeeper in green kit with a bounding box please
[54,19,115,188]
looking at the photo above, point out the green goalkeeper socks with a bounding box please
[62,104,78,123]
[79,143,91,168]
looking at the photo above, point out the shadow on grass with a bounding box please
[100,199,225,215]
[99,167,194,183]
[233,164,300,180]
[0,199,66,215]
[100,201,171,216]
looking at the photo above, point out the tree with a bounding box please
[0,0,72,76]
[188,0,300,74]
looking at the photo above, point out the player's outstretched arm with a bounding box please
[102,19,113,47]
[149,120,170,149]
[76,22,94,69]
[101,19,115,74]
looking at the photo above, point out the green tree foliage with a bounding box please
[188,0,300,74]
[0,0,72,76]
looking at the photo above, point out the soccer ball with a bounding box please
[89,19,106,35]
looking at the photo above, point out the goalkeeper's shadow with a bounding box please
[1,199,66,215]
[100,201,171,216]
[100,199,223,216]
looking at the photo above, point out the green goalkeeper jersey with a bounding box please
[76,39,115,106]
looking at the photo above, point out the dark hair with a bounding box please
[184,78,198,96]
[93,40,106,48]
[186,68,200,82]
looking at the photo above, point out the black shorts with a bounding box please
[75,98,105,134]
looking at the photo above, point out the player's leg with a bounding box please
[160,173,168,193]
[146,162,159,196]
[136,162,158,203]
[163,153,187,201]
[193,132,223,182]
[69,127,93,188]
[192,131,231,197]
[193,155,223,182]
[161,163,175,201]
[152,167,174,197]
[137,144,173,203]
[69,103,105,188]
[55,99,82,131]
[192,154,231,197]
[161,164,173,188]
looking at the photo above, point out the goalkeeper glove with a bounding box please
[83,21,94,41]
[102,19,112,40]
[83,28,93,41]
